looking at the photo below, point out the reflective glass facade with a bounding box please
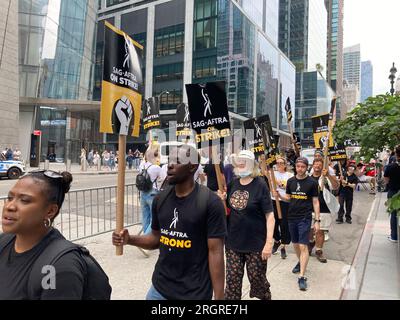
[19,0,98,163]
[19,0,97,100]
[295,71,335,147]
[96,0,296,148]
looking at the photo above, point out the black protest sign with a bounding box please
[312,113,334,149]
[176,103,192,137]
[284,97,293,122]
[257,115,278,167]
[185,81,231,145]
[329,143,347,161]
[143,97,160,131]
[243,118,264,157]
[100,21,144,137]
[293,132,302,149]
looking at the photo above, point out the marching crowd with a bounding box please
[1,143,399,300]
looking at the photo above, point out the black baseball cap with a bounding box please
[296,157,309,166]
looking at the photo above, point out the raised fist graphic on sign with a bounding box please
[114,96,133,136]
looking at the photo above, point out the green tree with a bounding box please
[334,94,400,215]
[334,94,400,160]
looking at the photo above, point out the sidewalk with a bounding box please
[341,192,400,300]
[28,162,138,175]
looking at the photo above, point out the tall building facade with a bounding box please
[361,60,373,102]
[97,0,296,149]
[18,0,98,163]
[279,0,334,147]
[0,0,19,148]
[325,0,343,94]
[342,81,359,115]
[343,44,361,89]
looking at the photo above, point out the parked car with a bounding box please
[0,160,25,179]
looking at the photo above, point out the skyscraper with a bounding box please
[97,0,297,149]
[279,0,334,146]
[343,44,361,90]
[361,60,373,101]
[325,0,344,94]
[0,0,19,148]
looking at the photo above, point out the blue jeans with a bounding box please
[140,190,158,235]
[146,285,167,300]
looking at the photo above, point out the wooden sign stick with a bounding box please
[115,135,126,256]
[212,145,228,214]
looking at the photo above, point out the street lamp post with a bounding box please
[148,91,169,145]
[389,62,397,96]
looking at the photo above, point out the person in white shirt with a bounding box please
[270,156,294,259]
[139,148,162,235]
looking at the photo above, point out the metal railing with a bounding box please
[0,184,142,241]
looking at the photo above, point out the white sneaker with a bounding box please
[387,236,398,243]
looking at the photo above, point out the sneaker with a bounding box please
[336,218,343,224]
[292,262,301,274]
[280,247,287,259]
[308,241,315,255]
[315,250,328,263]
[272,241,281,255]
[346,218,352,224]
[298,277,308,291]
[388,236,398,243]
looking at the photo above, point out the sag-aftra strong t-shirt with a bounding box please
[286,176,319,221]
[151,184,226,300]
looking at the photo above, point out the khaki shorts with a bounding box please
[312,212,332,231]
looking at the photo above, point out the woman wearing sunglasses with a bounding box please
[0,170,110,300]
[270,156,293,259]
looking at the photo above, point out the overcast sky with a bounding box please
[344,0,400,95]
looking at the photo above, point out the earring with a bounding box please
[44,218,52,228]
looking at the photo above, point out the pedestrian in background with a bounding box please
[337,163,358,224]
[384,145,400,243]
[126,150,134,170]
[271,156,293,259]
[138,148,162,234]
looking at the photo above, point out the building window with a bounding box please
[194,0,218,51]
[154,24,184,58]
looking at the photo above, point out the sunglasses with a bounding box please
[26,170,63,179]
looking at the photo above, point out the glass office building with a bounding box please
[97,0,296,150]
[19,0,99,163]
[279,0,334,147]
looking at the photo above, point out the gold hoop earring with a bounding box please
[44,218,52,228]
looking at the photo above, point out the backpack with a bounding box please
[155,184,210,216]
[0,231,112,300]
[136,164,156,192]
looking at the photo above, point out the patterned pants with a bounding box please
[225,248,271,300]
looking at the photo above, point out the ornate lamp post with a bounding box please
[389,62,397,96]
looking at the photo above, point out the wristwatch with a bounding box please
[314,219,321,223]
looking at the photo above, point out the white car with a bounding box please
[0,160,26,179]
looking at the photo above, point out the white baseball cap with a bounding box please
[231,150,255,166]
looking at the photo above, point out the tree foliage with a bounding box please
[334,94,400,215]
[334,94,400,160]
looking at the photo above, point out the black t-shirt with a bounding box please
[0,229,85,300]
[384,162,400,196]
[310,175,330,213]
[286,176,319,220]
[339,173,358,196]
[226,177,273,253]
[151,184,226,300]
[204,162,225,192]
